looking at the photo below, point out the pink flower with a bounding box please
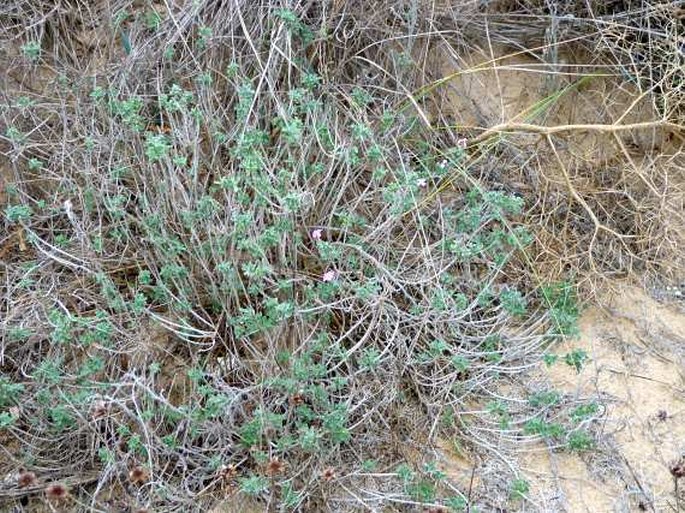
[311,228,323,240]
[457,138,468,150]
[322,269,337,282]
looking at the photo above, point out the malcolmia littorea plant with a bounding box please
[0,3,590,512]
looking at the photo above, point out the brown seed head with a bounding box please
[92,400,109,419]
[322,467,336,482]
[46,483,69,500]
[18,470,37,488]
[290,393,305,406]
[218,464,237,480]
[129,466,149,485]
[266,457,285,476]
[671,459,685,479]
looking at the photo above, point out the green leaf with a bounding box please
[119,30,132,55]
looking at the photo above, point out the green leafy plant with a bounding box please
[568,430,594,452]
[542,282,580,336]
[500,288,527,316]
[4,204,32,223]
[197,25,212,49]
[571,402,599,423]
[144,9,162,30]
[0,412,17,429]
[5,127,25,143]
[445,496,468,512]
[0,378,24,409]
[145,133,171,161]
[21,41,41,61]
[524,418,565,438]
[110,97,145,131]
[510,478,530,500]
[240,474,269,496]
[564,349,589,373]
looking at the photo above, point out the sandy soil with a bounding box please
[526,284,685,512]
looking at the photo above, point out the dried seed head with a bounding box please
[129,466,149,485]
[218,464,237,480]
[46,483,68,500]
[18,470,37,488]
[671,459,685,479]
[266,457,285,476]
[322,467,336,482]
[290,392,305,406]
[92,400,109,419]
[657,409,668,421]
